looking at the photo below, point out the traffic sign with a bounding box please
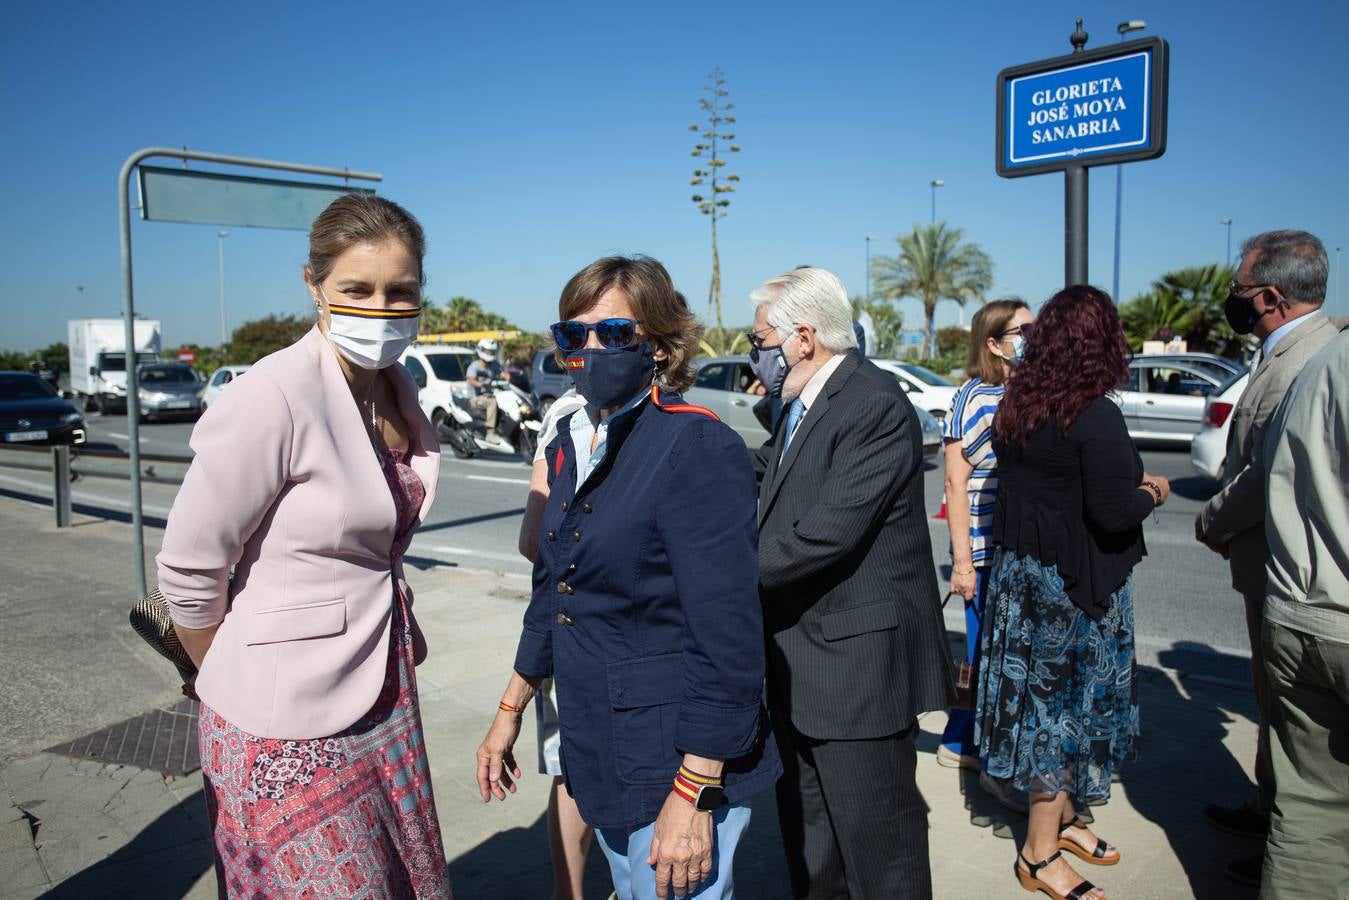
[177,348,195,364]
[997,37,1168,178]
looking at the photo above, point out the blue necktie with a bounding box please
[782,398,806,454]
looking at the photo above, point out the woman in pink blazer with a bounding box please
[156,194,452,898]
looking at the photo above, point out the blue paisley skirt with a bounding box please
[974,549,1139,802]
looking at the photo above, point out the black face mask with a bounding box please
[566,342,655,409]
[1223,289,1271,335]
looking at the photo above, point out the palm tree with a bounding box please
[870,223,993,357]
[1119,264,1238,355]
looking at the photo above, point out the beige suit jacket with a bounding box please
[1199,312,1339,596]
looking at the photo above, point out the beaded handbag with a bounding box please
[129,587,199,699]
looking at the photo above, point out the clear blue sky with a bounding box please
[4,0,1347,352]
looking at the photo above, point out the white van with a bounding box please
[399,344,478,431]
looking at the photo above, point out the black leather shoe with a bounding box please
[1204,803,1269,838]
[1224,854,1263,887]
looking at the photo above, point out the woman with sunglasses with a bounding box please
[977,286,1169,900]
[936,298,1033,774]
[155,194,451,896]
[476,256,780,900]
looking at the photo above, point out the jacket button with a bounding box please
[556,580,569,593]
[582,503,592,514]
[561,501,569,511]
[566,563,577,573]
[556,612,574,626]
[546,531,556,541]
[572,531,581,542]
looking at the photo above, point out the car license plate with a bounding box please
[166,400,193,409]
[5,430,48,442]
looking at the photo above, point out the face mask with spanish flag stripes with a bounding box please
[322,290,421,370]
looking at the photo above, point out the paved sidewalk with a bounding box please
[0,495,1264,898]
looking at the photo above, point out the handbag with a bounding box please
[942,590,976,710]
[129,587,199,699]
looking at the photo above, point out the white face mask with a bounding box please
[319,287,420,369]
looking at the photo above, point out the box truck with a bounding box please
[68,318,162,412]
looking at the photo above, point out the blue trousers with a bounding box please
[595,802,751,900]
[941,567,988,756]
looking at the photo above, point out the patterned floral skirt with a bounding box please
[974,549,1139,803]
[197,588,451,898]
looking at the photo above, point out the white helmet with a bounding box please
[476,338,499,361]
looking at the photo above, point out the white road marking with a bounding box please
[106,432,129,440]
[410,542,529,566]
[463,475,531,486]
[0,472,173,517]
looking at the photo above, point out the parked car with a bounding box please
[398,344,477,432]
[0,371,87,445]
[870,360,960,419]
[1190,370,1248,480]
[1135,352,1245,381]
[200,364,252,411]
[1112,357,1234,446]
[531,349,573,416]
[684,355,942,457]
[136,363,204,421]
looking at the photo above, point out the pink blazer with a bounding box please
[156,327,440,739]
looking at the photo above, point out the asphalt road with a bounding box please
[0,409,1250,680]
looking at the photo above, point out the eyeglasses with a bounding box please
[1228,280,1271,297]
[1000,322,1035,340]
[550,318,644,352]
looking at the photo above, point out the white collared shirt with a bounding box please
[1263,311,1323,358]
[568,387,650,492]
[783,352,847,450]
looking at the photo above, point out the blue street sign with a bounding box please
[997,37,1168,178]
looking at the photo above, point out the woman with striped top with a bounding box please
[938,298,1033,770]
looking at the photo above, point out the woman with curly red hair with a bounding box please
[976,286,1170,900]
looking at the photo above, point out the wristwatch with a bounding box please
[691,782,726,811]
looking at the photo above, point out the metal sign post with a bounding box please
[118,147,382,597]
[995,22,1169,287]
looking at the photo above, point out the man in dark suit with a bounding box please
[748,267,952,898]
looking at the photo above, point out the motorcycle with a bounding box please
[439,379,541,462]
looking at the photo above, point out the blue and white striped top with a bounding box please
[942,377,1005,565]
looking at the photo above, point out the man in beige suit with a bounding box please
[1258,326,1349,900]
[1194,229,1339,887]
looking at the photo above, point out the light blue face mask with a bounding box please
[1006,335,1025,364]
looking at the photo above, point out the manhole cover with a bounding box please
[47,698,200,775]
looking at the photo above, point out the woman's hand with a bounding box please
[648,791,715,898]
[475,710,523,802]
[173,622,219,670]
[950,567,978,603]
[1140,473,1171,506]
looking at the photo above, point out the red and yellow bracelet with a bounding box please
[672,765,722,805]
[498,700,524,714]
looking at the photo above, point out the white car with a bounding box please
[1190,371,1248,480]
[398,344,477,431]
[871,360,960,419]
[200,365,252,411]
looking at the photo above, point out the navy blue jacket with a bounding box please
[513,388,781,830]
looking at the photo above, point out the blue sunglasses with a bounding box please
[551,318,644,352]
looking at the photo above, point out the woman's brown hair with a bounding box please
[556,256,703,393]
[965,298,1029,386]
[307,194,427,287]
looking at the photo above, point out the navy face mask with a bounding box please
[565,342,655,409]
[749,334,796,397]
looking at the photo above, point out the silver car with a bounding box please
[1114,358,1229,445]
[136,363,204,421]
[684,355,942,457]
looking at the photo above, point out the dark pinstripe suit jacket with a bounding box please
[756,352,953,740]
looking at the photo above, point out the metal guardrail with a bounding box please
[0,443,191,464]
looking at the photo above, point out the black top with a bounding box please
[992,395,1151,619]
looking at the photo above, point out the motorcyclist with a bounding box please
[466,338,506,447]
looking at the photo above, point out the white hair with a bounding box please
[750,267,858,352]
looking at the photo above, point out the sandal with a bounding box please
[1058,816,1120,866]
[1015,850,1100,900]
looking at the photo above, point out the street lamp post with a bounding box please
[1220,218,1233,266]
[865,235,876,303]
[1111,19,1147,303]
[1336,246,1343,310]
[217,231,229,345]
[929,179,944,225]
